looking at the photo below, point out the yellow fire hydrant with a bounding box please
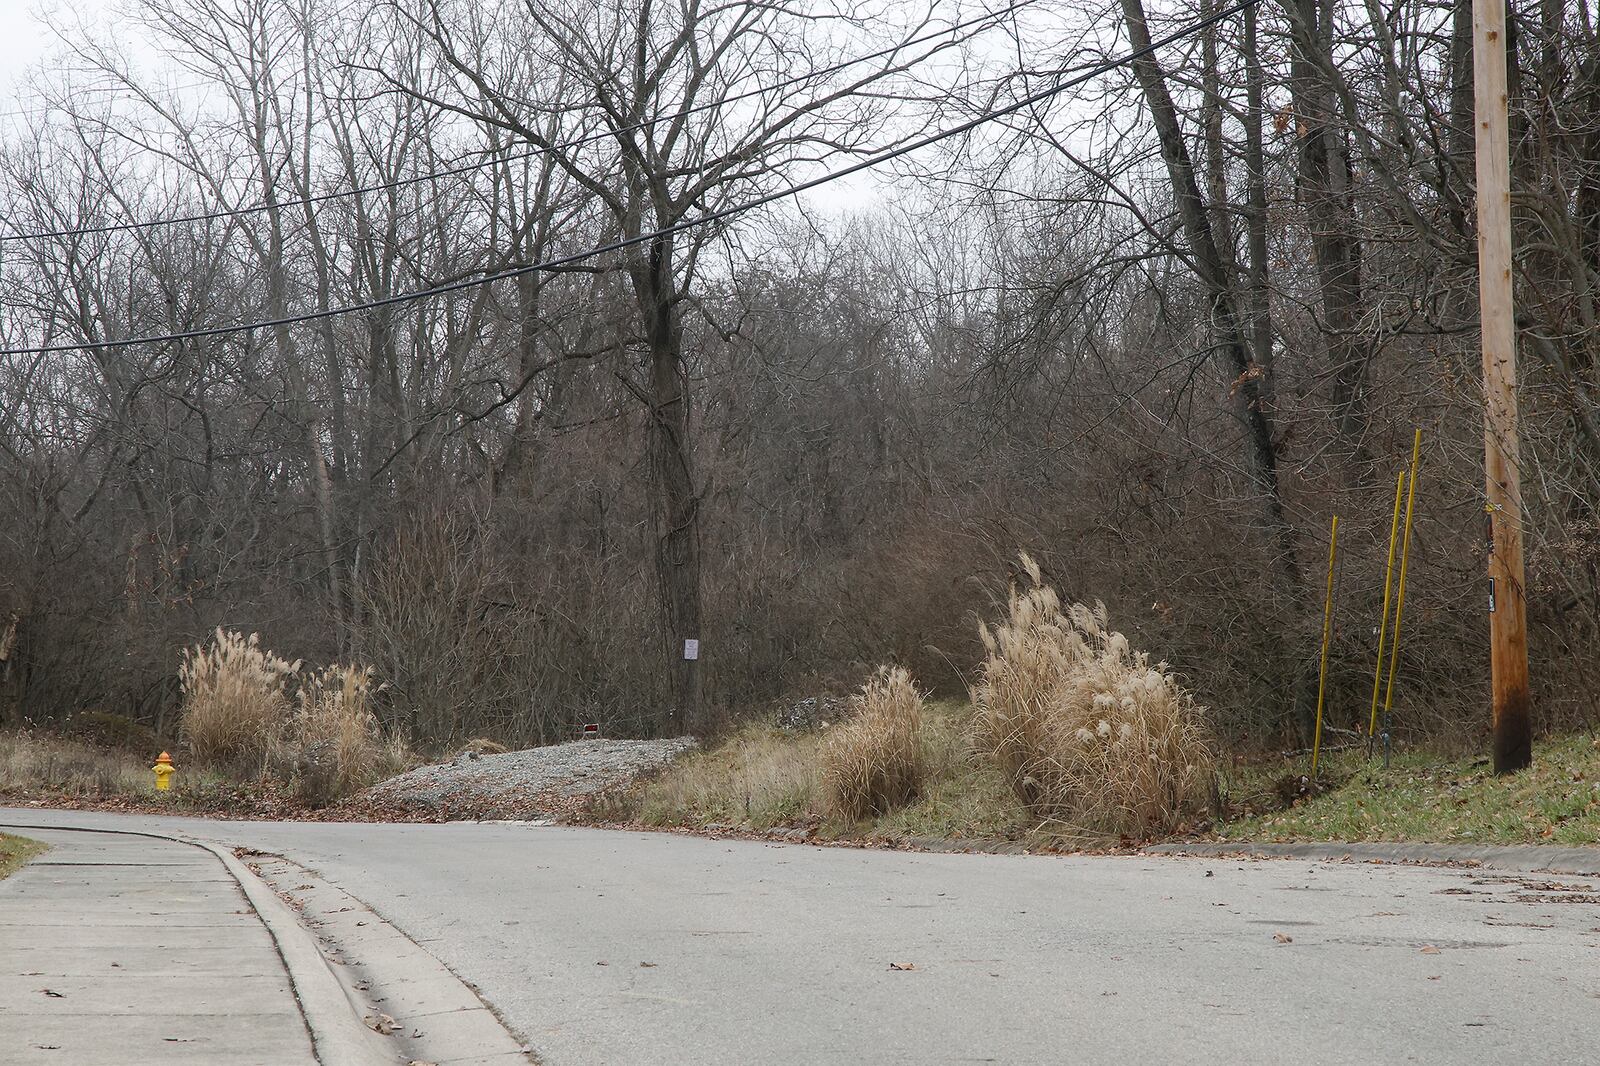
[152,751,176,792]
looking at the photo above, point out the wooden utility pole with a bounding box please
[1473,0,1533,773]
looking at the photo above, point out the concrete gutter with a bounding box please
[1144,840,1600,876]
[0,821,397,1066]
[245,850,535,1065]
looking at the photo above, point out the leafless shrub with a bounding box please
[973,554,1215,836]
[357,508,665,745]
[820,666,925,820]
[179,630,297,769]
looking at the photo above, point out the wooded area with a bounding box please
[1,0,1596,749]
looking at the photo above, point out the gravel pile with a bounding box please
[359,737,696,821]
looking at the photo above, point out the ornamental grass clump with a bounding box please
[973,553,1215,836]
[179,630,297,769]
[274,664,391,806]
[821,666,926,820]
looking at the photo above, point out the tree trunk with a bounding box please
[632,237,702,734]
[1119,0,1315,738]
[1243,2,1275,390]
[1288,0,1371,476]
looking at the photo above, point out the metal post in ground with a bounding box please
[1380,430,1422,769]
[1367,469,1406,757]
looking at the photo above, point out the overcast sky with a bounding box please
[0,0,118,119]
[0,3,58,111]
[0,0,895,212]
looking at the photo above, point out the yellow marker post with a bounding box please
[1380,429,1423,767]
[1368,470,1407,742]
[1311,515,1339,777]
[152,751,175,792]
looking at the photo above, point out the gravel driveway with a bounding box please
[359,738,695,820]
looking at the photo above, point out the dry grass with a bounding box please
[272,664,405,807]
[972,553,1216,836]
[4,632,409,812]
[636,723,823,829]
[618,699,1029,840]
[0,729,150,796]
[0,728,247,806]
[179,630,297,769]
[178,633,408,806]
[821,666,925,820]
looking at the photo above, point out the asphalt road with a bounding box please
[5,808,1599,1065]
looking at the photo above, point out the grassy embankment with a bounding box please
[1216,733,1600,846]
[605,710,1600,847]
[10,693,1597,844]
[0,832,45,880]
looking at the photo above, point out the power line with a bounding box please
[0,0,1259,357]
[0,79,215,121]
[0,0,1043,245]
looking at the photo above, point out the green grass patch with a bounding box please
[610,700,1032,843]
[1216,733,1600,845]
[0,833,46,880]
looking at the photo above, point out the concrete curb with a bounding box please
[0,821,397,1066]
[193,838,399,1066]
[1144,840,1600,876]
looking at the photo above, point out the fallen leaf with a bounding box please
[39,989,64,998]
[1273,933,1294,944]
[364,1013,399,1035]
[1420,945,1442,955]
[888,962,917,971]
[639,961,657,968]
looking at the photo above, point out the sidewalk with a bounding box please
[0,826,318,1066]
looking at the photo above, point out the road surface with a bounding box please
[4,808,1598,1065]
